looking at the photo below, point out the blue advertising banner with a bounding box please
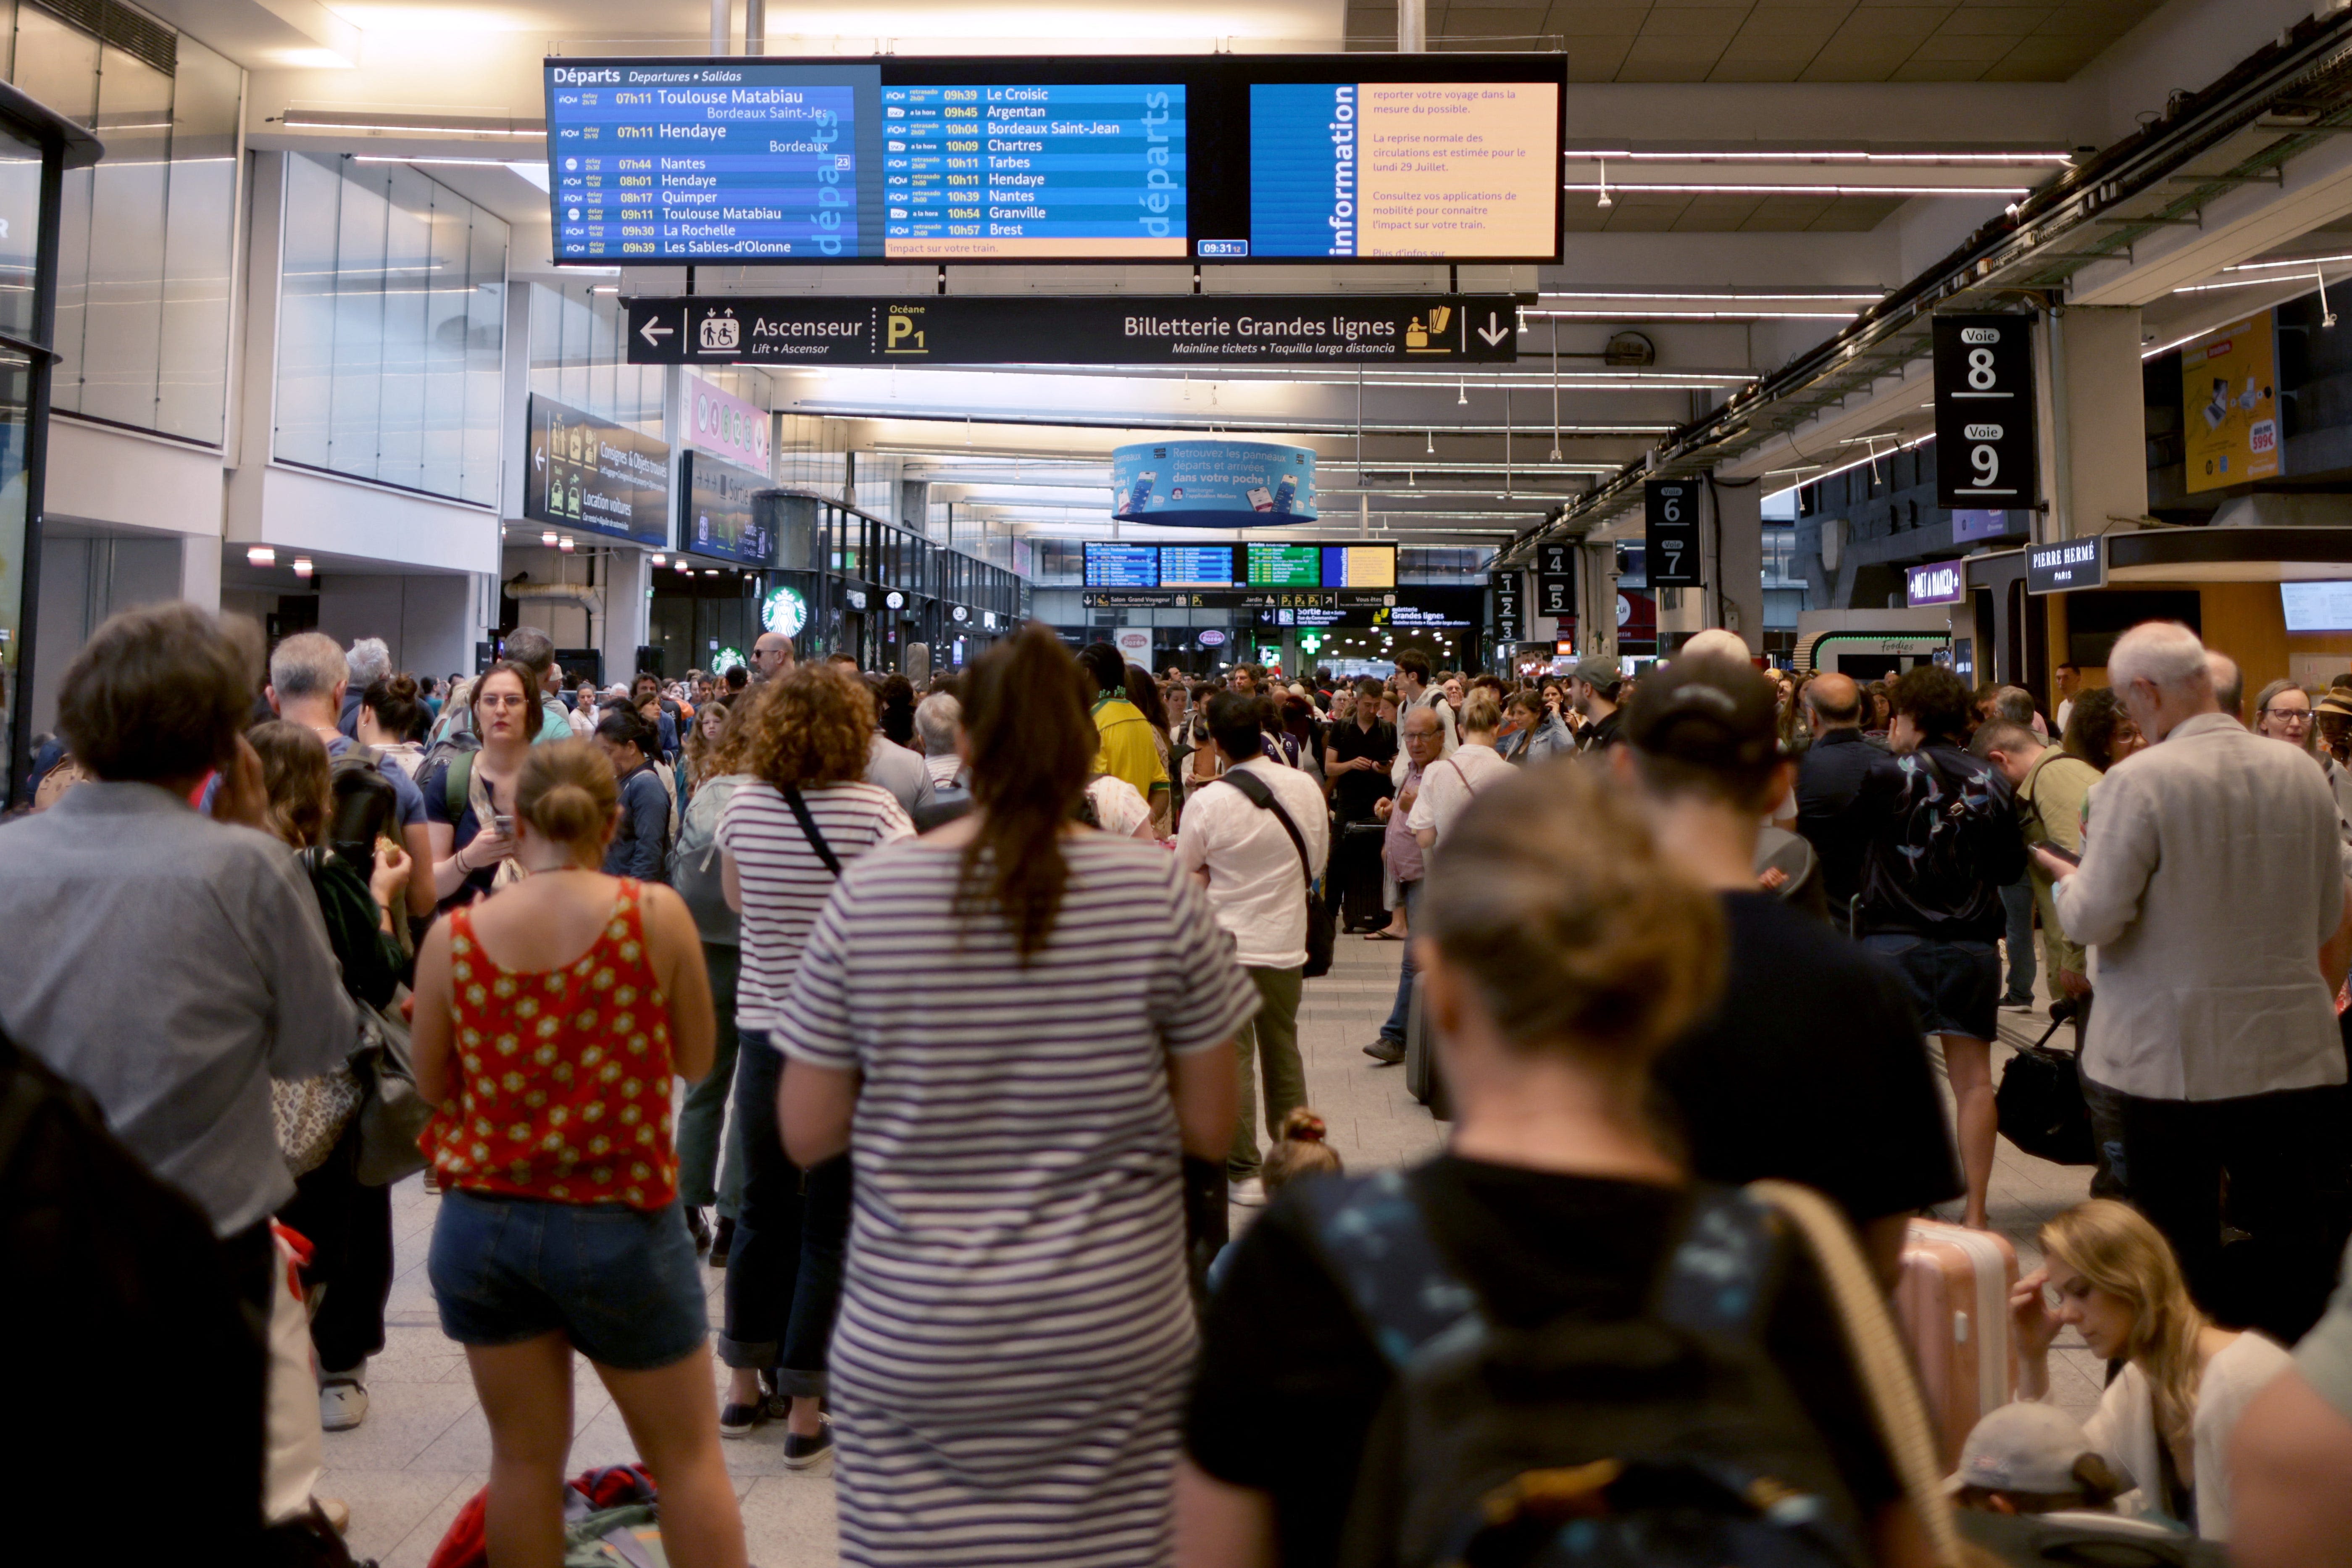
[1110,439,1318,525]
[1952,508,2021,544]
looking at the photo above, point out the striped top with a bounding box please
[716,779,913,1033]
[773,835,1257,1504]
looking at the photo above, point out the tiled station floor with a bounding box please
[324,932,2097,1565]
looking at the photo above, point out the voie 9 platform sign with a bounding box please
[545,54,1563,265]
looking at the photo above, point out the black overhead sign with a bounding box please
[624,294,1529,366]
[2027,537,2103,595]
[524,394,671,547]
[1492,573,1523,641]
[1645,479,1701,588]
[1535,539,1576,618]
[1932,314,2039,513]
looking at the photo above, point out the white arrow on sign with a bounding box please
[532,442,545,472]
[1476,312,1509,347]
[639,316,674,348]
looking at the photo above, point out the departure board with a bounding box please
[1084,543,1159,587]
[547,55,1564,264]
[1320,544,1395,588]
[1160,544,1238,589]
[1246,542,1320,588]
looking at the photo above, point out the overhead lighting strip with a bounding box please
[1760,432,1935,503]
[1563,181,2031,198]
[2224,250,2352,272]
[1526,307,1857,321]
[1566,149,2071,166]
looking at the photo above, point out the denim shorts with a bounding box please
[428,1189,708,1371]
[1862,934,1999,1042]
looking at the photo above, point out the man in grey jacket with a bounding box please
[2042,620,2349,1342]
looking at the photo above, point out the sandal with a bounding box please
[1365,929,1403,941]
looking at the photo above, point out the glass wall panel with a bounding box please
[0,114,40,340]
[18,7,95,401]
[273,153,505,505]
[527,278,661,437]
[155,33,237,442]
[76,44,171,426]
[273,150,341,469]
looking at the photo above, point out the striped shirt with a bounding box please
[774,834,1257,1568]
[716,779,912,1033]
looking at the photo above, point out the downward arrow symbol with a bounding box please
[1476,312,1508,347]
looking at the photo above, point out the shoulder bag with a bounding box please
[1219,769,1334,978]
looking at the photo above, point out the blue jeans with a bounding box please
[429,1190,708,1371]
[717,1029,850,1394]
[1378,878,1423,1043]
[1998,874,2036,1001]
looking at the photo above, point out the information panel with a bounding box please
[1160,544,1238,589]
[524,395,670,546]
[1320,544,1395,589]
[681,451,777,567]
[1247,542,1320,587]
[547,55,1564,264]
[1084,543,1158,588]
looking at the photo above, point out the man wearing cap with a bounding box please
[1947,1403,2147,1527]
[1569,654,1624,752]
[1626,653,1960,1287]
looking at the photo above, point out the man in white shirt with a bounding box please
[2042,620,2350,1342]
[1176,691,1330,1206]
[1410,688,1514,856]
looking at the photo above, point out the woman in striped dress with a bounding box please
[776,623,1253,1568]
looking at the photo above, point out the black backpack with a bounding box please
[1861,747,2025,931]
[1299,1170,1872,1568]
[0,1026,269,1557]
[327,743,399,874]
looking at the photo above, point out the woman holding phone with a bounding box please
[423,660,537,911]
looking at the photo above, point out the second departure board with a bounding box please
[1159,544,1238,588]
[547,54,1563,264]
[1084,543,1158,587]
[1246,542,1321,587]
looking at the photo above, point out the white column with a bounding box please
[1710,474,1764,654]
[1580,539,1617,662]
[2046,305,2147,541]
[603,549,653,680]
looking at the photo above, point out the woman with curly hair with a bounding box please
[711,663,914,1453]
[2062,684,2145,773]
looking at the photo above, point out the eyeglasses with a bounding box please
[2263,707,2314,722]
[478,693,529,710]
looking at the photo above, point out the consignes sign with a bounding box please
[1932,315,2038,513]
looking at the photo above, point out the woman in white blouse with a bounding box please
[2010,1199,2290,1539]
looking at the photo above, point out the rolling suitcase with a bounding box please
[1402,976,1452,1121]
[1896,1219,2018,1469]
[1339,821,1387,933]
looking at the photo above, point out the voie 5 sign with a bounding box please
[1932,315,2038,513]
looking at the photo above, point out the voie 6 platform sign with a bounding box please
[1932,314,2038,513]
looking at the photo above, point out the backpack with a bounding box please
[668,774,743,946]
[424,740,480,825]
[0,1026,271,1559]
[1300,1169,1872,1568]
[1220,769,1335,978]
[327,743,399,872]
[1862,748,2025,931]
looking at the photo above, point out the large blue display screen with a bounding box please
[547,55,1563,265]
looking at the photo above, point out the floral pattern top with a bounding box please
[428,879,678,1209]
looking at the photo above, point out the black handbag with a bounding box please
[1995,1005,2095,1166]
[1220,769,1335,979]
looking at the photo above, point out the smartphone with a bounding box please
[492,813,514,840]
[2034,839,2080,867]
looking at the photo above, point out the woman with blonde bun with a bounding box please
[2011,1198,2292,1539]
[411,738,743,1568]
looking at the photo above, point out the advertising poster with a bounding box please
[686,375,771,474]
[681,451,775,567]
[2182,313,2281,493]
[1110,439,1318,524]
[524,395,670,546]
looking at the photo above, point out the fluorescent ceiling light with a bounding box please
[246,546,277,566]
[1567,149,2070,166]
[276,48,357,69]
[279,108,542,136]
[2174,271,2338,294]
[1526,308,1857,321]
[2143,327,2219,360]
[1538,290,1884,303]
[1563,182,2030,198]
[1762,433,1935,503]
[2225,251,2352,272]
[323,5,536,32]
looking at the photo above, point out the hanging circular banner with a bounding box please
[1110,440,1318,526]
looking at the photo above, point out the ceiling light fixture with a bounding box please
[246,546,276,566]
[541,530,558,546]
[559,536,576,552]
[1457,378,1468,406]
[278,109,543,137]
[1537,290,1884,303]
[1597,154,1612,210]
[651,553,667,565]
[2225,251,2352,272]
[292,558,315,578]
[1568,148,2071,166]
[2322,266,2339,329]
[1426,430,1434,454]
[1760,433,1936,504]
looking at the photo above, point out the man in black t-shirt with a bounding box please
[1324,676,1398,934]
[1620,654,1963,1288]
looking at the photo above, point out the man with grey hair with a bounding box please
[2208,649,2244,723]
[914,691,965,794]
[1985,684,2044,1008]
[267,630,436,924]
[337,637,392,738]
[2040,619,2351,1342]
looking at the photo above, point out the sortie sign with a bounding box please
[624,294,1529,366]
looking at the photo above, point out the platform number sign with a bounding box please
[1536,540,1576,617]
[1933,314,2039,513]
[1645,481,1700,588]
[1492,573,1523,642]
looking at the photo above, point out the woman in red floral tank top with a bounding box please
[413,739,745,1568]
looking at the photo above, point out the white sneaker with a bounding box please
[320,1376,369,1433]
[1231,1177,1267,1208]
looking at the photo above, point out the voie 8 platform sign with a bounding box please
[544,54,1563,265]
[1932,314,2038,513]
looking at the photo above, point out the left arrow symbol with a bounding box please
[533,442,545,472]
[640,317,674,347]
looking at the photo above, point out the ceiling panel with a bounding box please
[1354,0,2163,78]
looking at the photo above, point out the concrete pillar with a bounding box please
[180,534,222,613]
[603,549,652,680]
[1711,475,1764,655]
[2042,305,2147,542]
[1579,539,1617,662]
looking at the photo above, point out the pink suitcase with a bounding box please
[1895,1219,2018,1469]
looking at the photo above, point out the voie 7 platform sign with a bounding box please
[546,54,1564,265]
